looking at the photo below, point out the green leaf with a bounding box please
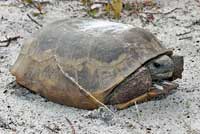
[87,9,97,17]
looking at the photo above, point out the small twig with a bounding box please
[142,8,181,15]
[44,125,59,133]
[65,117,75,134]
[0,36,21,47]
[179,36,192,40]
[163,8,181,15]
[176,31,191,36]
[27,14,43,27]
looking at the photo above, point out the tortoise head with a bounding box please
[147,55,183,80]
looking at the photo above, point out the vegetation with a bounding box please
[81,0,157,19]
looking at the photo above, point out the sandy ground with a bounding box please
[0,0,200,133]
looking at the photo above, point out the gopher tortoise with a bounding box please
[11,19,184,110]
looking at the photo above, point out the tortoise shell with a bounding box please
[11,19,172,109]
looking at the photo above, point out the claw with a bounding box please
[153,84,164,90]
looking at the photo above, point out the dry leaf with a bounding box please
[36,3,42,12]
[105,3,111,13]
[111,0,122,18]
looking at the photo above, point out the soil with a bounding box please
[0,0,200,133]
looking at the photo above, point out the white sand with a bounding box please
[0,0,200,133]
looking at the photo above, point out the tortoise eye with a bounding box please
[153,62,161,68]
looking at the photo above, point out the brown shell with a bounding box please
[11,19,172,109]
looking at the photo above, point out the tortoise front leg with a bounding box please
[105,67,152,105]
[115,81,178,110]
